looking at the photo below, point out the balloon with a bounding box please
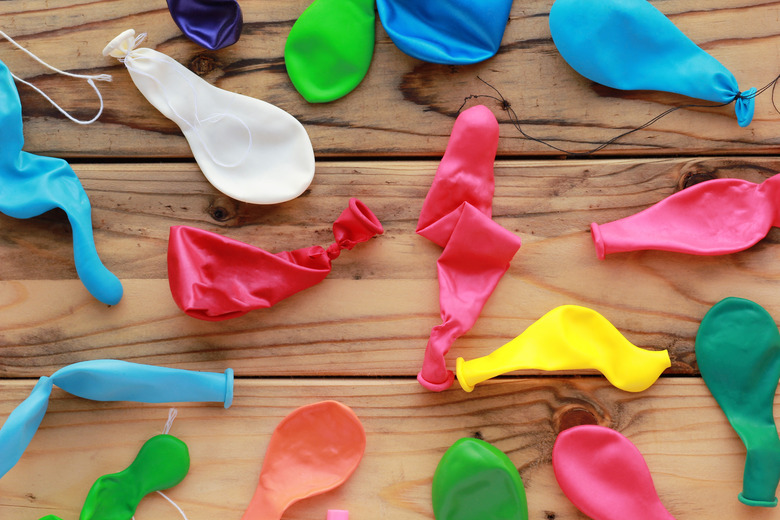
[416,105,522,391]
[553,425,676,520]
[103,29,315,205]
[0,59,122,305]
[0,360,233,481]
[696,297,780,507]
[456,305,670,392]
[376,0,513,65]
[591,175,780,258]
[285,0,375,103]
[168,198,383,321]
[241,401,366,520]
[432,438,528,520]
[549,0,755,126]
[167,0,243,50]
[327,511,349,520]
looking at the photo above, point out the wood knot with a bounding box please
[208,198,238,223]
[554,405,599,433]
[679,170,717,190]
[189,54,220,76]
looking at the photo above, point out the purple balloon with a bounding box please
[166,0,243,50]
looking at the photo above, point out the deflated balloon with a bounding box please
[285,0,375,102]
[456,305,670,392]
[591,175,780,258]
[696,297,780,507]
[167,0,243,50]
[550,0,755,126]
[376,0,513,64]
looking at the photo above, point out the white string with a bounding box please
[117,36,253,168]
[162,408,178,435]
[0,29,111,125]
[131,491,190,520]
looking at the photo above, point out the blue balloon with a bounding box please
[167,0,243,50]
[0,361,233,480]
[0,60,123,304]
[549,0,755,126]
[376,0,513,65]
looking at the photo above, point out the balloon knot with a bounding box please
[326,243,342,260]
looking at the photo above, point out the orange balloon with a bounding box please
[241,401,366,520]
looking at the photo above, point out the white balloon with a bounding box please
[103,29,315,205]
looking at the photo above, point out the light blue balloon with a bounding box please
[376,0,513,65]
[549,0,755,126]
[0,59,122,304]
[0,361,233,480]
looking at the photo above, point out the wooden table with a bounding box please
[1,1,779,519]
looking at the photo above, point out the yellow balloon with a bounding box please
[456,305,671,392]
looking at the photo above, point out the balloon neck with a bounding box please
[326,242,343,260]
[737,423,780,507]
[734,87,756,127]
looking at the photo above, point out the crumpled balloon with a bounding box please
[167,0,243,50]
[168,198,383,321]
[456,305,670,393]
[432,438,528,520]
[376,0,513,65]
[416,105,522,392]
[0,360,233,481]
[553,425,677,520]
[0,59,122,305]
[103,29,315,205]
[696,297,780,507]
[591,175,780,258]
[241,401,366,520]
[549,0,756,127]
[285,0,375,103]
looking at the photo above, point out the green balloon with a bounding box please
[696,297,780,507]
[432,438,529,520]
[284,0,375,103]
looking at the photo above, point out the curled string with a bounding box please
[119,36,253,168]
[460,75,780,156]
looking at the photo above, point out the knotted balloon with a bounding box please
[167,0,243,50]
[0,360,233,481]
[553,425,677,520]
[0,59,122,305]
[168,198,383,321]
[696,297,780,507]
[416,105,522,392]
[456,305,670,393]
[591,174,780,258]
[285,0,375,103]
[103,29,315,205]
[376,0,513,65]
[550,0,756,126]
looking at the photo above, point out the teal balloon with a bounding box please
[550,0,755,126]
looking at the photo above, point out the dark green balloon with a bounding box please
[432,438,529,520]
[696,297,780,507]
[285,0,375,103]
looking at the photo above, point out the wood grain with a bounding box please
[1,1,780,158]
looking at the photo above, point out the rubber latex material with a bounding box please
[456,305,670,392]
[416,105,522,391]
[553,425,676,520]
[432,438,528,520]
[241,401,366,520]
[549,0,754,127]
[591,175,780,258]
[376,0,513,65]
[78,434,190,520]
[285,0,375,103]
[103,29,315,205]
[326,511,349,520]
[0,360,233,481]
[696,297,780,507]
[167,0,243,50]
[0,59,122,305]
[168,198,383,321]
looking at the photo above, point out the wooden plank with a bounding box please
[2,158,780,377]
[0,379,777,520]
[1,1,779,158]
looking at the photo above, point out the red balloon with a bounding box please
[168,198,383,321]
[553,425,676,520]
[416,105,522,391]
[592,175,780,258]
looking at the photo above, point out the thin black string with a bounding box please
[459,74,780,156]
